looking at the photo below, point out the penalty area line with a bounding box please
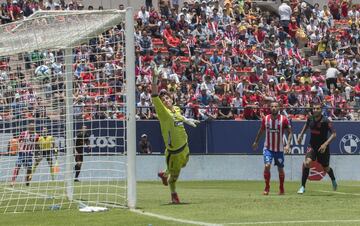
[223,219,360,225]
[130,208,222,226]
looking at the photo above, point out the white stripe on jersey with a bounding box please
[19,131,38,153]
[264,114,287,152]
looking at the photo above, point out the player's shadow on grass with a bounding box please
[161,202,192,206]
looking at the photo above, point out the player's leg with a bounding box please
[274,152,285,195]
[167,147,189,204]
[263,149,273,195]
[31,151,43,178]
[74,148,83,182]
[319,150,337,191]
[168,171,180,204]
[25,167,32,186]
[45,150,55,180]
[11,153,23,186]
[157,150,169,186]
[298,147,315,194]
[25,152,33,186]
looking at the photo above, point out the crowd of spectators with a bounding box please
[134,0,360,121]
[0,0,126,121]
[0,0,360,121]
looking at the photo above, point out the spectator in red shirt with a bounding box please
[243,90,259,120]
[249,72,260,85]
[184,97,199,119]
[288,17,298,39]
[254,24,266,43]
[163,24,181,47]
[276,77,290,95]
[341,0,349,18]
[5,0,21,21]
[80,67,95,84]
[329,0,340,20]
[172,58,185,78]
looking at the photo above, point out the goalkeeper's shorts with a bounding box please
[35,149,52,160]
[165,144,189,175]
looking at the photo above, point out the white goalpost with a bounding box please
[0,8,136,212]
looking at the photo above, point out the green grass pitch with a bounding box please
[1,180,360,226]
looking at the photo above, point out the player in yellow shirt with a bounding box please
[151,61,199,204]
[33,127,56,180]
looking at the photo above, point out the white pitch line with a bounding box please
[317,190,360,196]
[73,199,127,209]
[130,208,222,226]
[223,219,360,225]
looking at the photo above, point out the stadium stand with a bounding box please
[0,0,359,121]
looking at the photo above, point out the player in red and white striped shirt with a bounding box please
[252,102,293,195]
[11,123,39,186]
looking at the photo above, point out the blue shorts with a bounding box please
[263,149,284,168]
[16,152,33,168]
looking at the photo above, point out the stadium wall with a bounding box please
[0,120,359,155]
[138,120,360,155]
[1,155,360,181]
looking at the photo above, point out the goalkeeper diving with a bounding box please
[151,61,199,204]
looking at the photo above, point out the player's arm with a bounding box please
[297,119,310,144]
[151,61,159,96]
[284,119,293,154]
[150,62,172,120]
[252,118,265,151]
[180,114,200,127]
[319,121,337,153]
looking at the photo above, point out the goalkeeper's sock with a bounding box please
[26,168,32,184]
[12,168,19,182]
[169,182,176,194]
[263,170,270,191]
[327,167,336,181]
[168,174,177,193]
[32,163,38,175]
[301,167,310,187]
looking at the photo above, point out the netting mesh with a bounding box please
[0,9,130,213]
[0,10,124,55]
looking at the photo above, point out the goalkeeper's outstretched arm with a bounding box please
[151,61,159,96]
[180,115,200,128]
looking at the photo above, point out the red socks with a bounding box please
[12,168,19,182]
[279,172,285,191]
[264,170,270,190]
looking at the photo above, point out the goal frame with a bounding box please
[0,8,136,210]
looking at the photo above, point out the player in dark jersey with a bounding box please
[296,103,337,194]
[74,126,90,182]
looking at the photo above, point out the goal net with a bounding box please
[0,9,136,213]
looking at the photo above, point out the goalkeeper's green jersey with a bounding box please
[152,96,188,150]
